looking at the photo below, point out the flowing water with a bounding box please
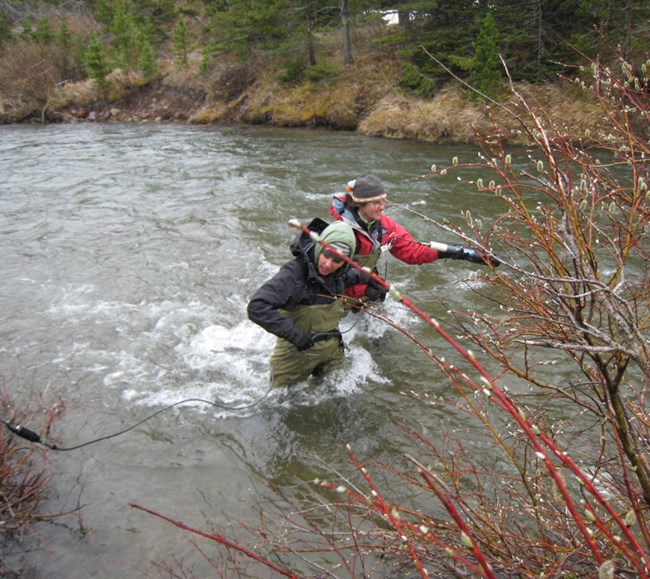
[1,123,524,577]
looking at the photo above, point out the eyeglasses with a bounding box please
[367,199,386,207]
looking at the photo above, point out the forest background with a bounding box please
[0,0,648,144]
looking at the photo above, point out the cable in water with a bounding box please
[1,390,274,452]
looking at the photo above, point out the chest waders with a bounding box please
[354,251,381,270]
[269,300,346,388]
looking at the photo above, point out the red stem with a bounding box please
[344,443,428,578]
[129,503,299,578]
[288,219,650,575]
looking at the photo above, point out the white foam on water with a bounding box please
[265,340,388,410]
[118,307,400,417]
[117,319,276,418]
[48,274,425,419]
[341,281,420,340]
[328,342,388,391]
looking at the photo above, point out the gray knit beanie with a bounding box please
[346,175,386,203]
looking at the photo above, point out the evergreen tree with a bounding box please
[73,35,89,80]
[57,17,72,54]
[139,39,160,78]
[204,0,353,70]
[206,0,315,60]
[55,17,74,79]
[172,16,188,69]
[397,0,484,77]
[112,1,141,68]
[341,0,353,66]
[85,33,110,89]
[20,19,34,39]
[471,12,501,99]
[0,14,12,45]
[491,0,541,80]
[33,17,53,45]
[95,0,115,30]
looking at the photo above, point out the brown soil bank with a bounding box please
[42,68,613,147]
[2,34,632,146]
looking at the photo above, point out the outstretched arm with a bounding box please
[430,241,501,266]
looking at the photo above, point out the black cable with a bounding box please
[2,300,366,452]
[1,390,274,452]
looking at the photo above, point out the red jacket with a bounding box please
[330,195,439,297]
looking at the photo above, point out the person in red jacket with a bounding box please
[329,174,492,301]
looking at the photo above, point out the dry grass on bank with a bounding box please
[178,21,629,143]
[358,80,611,144]
[50,69,148,110]
[358,85,482,142]
[0,15,622,146]
[248,26,402,129]
[189,21,403,130]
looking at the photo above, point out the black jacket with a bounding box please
[247,225,367,347]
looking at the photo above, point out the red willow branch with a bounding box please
[313,472,483,576]
[288,218,650,575]
[129,503,299,579]
[342,442,428,578]
[406,454,496,579]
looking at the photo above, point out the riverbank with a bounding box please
[48,66,608,147]
[0,17,615,146]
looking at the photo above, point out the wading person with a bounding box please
[330,174,493,301]
[247,220,372,388]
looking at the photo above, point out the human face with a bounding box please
[318,252,346,277]
[357,198,386,222]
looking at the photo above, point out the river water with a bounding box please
[1,123,514,577]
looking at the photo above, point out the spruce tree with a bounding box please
[139,40,159,78]
[172,16,188,69]
[55,17,73,79]
[471,12,501,99]
[85,33,110,89]
[33,17,53,46]
[0,14,12,45]
[112,2,136,68]
[94,0,114,31]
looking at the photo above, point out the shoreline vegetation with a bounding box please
[53,68,612,147]
[1,16,637,146]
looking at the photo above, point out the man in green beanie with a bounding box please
[247,219,370,387]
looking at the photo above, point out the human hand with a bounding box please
[364,279,389,302]
[440,245,500,266]
[294,333,315,351]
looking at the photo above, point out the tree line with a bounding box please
[0,0,647,101]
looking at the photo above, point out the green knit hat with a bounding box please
[313,221,356,267]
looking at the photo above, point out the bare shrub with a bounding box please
[0,39,58,120]
[209,63,255,103]
[0,385,66,575]
[0,0,91,23]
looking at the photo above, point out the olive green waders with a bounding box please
[354,251,381,271]
[270,301,346,387]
